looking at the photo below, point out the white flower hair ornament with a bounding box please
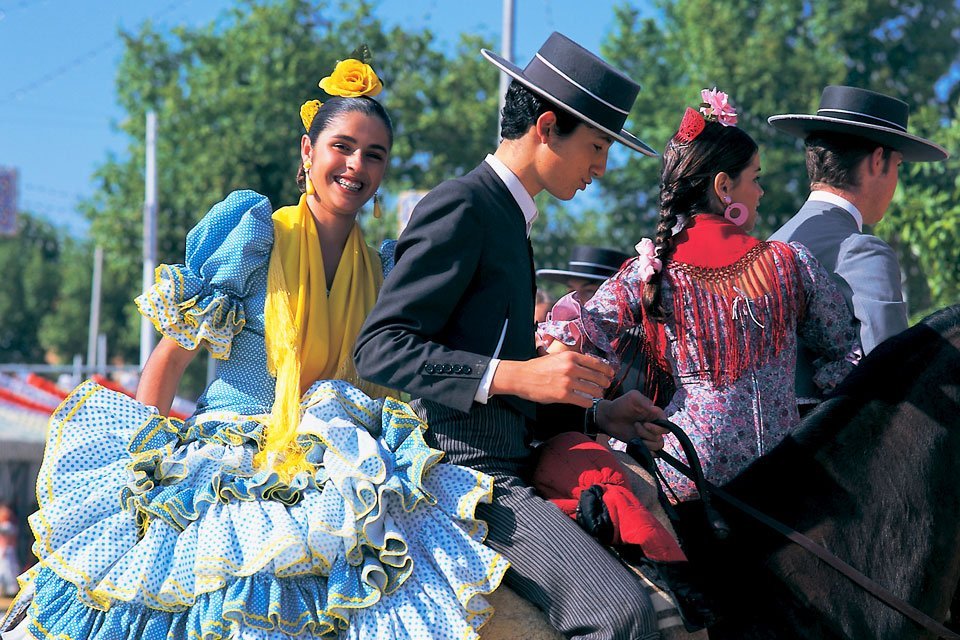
[634,238,662,283]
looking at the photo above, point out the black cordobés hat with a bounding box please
[536,245,631,283]
[482,32,656,156]
[768,85,948,162]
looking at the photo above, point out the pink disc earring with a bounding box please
[722,195,749,226]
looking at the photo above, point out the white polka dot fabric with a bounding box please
[15,192,509,639]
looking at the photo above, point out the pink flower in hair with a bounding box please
[700,87,738,126]
[634,237,662,283]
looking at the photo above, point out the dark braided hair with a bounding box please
[296,96,393,193]
[642,120,758,320]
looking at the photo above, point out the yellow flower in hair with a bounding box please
[300,99,322,131]
[319,59,382,98]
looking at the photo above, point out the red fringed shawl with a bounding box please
[616,215,805,394]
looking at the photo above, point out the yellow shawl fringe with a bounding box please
[255,195,393,480]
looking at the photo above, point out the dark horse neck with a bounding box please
[681,304,960,640]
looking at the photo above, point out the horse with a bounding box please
[671,303,960,639]
[484,303,960,640]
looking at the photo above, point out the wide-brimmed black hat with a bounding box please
[768,85,948,162]
[482,32,657,157]
[536,245,630,283]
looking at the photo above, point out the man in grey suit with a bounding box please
[768,85,948,405]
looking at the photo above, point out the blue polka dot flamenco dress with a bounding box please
[6,190,509,639]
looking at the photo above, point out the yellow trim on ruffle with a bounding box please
[33,382,102,595]
[194,533,332,578]
[458,472,494,522]
[26,615,70,640]
[135,264,245,361]
[459,553,511,624]
[128,415,181,454]
[30,380,508,638]
[219,599,330,634]
[185,411,269,446]
[29,585,348,640]
[301,385,379,425]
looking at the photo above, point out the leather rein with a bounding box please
[649,419,960,640]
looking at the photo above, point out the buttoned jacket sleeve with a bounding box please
[353,181,491,413]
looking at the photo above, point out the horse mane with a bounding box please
[917,302,960,335]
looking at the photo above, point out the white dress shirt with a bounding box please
[474,154,539,403]
[808,190,864,232]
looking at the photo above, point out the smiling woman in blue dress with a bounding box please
[2,52,507,640]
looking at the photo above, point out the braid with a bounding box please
[641,121,758,321]
[642,185,681,321]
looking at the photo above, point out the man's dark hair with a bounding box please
[499,80,583,140]
[804,132,894,191]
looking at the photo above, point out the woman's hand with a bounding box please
[597,390,668,450]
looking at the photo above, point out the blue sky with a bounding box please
[0,0,651,237]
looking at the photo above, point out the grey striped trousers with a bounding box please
[412,398,659,640]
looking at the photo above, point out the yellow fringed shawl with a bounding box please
[256,195,393,479]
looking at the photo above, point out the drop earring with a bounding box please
[722,194,749,226]
[303,160,315,196]
[373,192,382,219]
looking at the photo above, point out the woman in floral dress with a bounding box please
[2,53,507,640]
[541,90,862,499]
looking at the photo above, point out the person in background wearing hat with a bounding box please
[537,245,661,401]
[355,32,665,640]
[768,85,948,409]
[537,245,630,304]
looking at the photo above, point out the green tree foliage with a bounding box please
[599,0,960,312]
[888,104,960,317]
[36,240,93,362]
[0,214,63,362]
[33,240,144,368]
[359,31,500,247]
[27,0,960,376]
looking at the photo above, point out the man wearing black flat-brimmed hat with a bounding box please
[768,85,948,408]
[356,32,666,639]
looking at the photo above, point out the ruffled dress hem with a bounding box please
[21,379,508,639]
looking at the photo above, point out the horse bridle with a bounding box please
[646,418,960,640]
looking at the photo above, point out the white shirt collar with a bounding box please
[484,154,539,237]
[808,190,864,232]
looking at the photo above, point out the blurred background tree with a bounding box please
[7,0,957,394]
[0,214,63,362]
[601,0,960,317]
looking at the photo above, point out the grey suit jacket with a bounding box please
[770,197,906,396]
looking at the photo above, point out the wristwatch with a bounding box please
[583,397,602,438]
